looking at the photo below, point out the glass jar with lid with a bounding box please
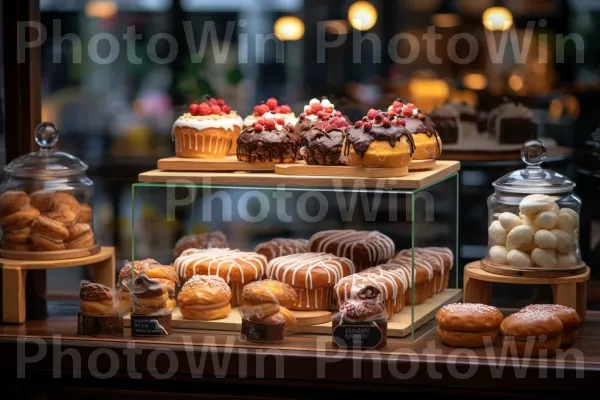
[0,122,97,259]
[486,139,581,270]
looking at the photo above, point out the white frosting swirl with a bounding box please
[243,112,297,127]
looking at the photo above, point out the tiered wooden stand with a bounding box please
[464,260,590,320]
[1,246,116,324]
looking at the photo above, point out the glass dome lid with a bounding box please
[492,139,575,194]
[4,122,89,178]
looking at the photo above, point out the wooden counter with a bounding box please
[3,305,600,399]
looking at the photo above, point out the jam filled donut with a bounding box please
[266,252,354,311]
[0,191,31,216]
[309,229,395,271]
[345,109,415,169]
[436,303,504,348]
[519,304,581,348]
[254,238,309,262]
[178,275,232,320]
[500,309,564,357]
[387,100,442,160]
[173,231,229,258]
[300,116,350,165]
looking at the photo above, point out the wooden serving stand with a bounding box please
[1,246,116,324]
[464,260,589,320]
[123,289,462,338]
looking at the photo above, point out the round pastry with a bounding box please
[118,258,160,287]
[240,300,280,319]
[295,97,343,138]
[241,279,298,308]
[172,97,242,158]
[52,192,81,216]
[360,265,409,313]
[387,100,441,160]
[344,109,415,168]
[31,234,66,251]
[436,303,504,348]
[278,307,297,328]
[173,231,229,258]
[375,257,432,306]
[309,229,395,271]
[236,112,301,165]
[174,248,267,307]
[300,116,350,165]
[254,238,309,262]
[0,191,31,216]
[2,227,32,244]
[78,204,93,224]
[500,309,564,357]
[80,280,118,315]
[1,241,32,251]
[519,304,581,348]
[1,208,40,231]
[65,231,95,249]
[145,264,180,290]
[44,203,77,225]
[30,190,55,212]
[31,216,69,241]
[397,247,454,293]
[335,270,402,319]
[66,222,92,241]
[178,275,232,320]
[244,98,296,129]
[266,252,354,311]
[131,275,170,316]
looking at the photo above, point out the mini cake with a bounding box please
[177,275,232,320]
[360,265,409,313]
[266,252,354,311]
[254,238,309,262]
[487,99,537,144]
[449,101,478,139]
[519,304,581,348]
[397,247,454,293]
[299,116,350,165]
[173,231,229,258]
[436,303,504,348]
[295,97,343,138]
[380,257,433,305]
[236,112,301,165]
[344,109,415,169]
[172,97,243,158]
[500,309,564,357]
[387,99,441,160]
[429,103,460,144]
[309,229,395,271]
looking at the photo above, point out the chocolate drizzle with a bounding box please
[301,117,349,165]
[237,125,301,163]
[80,280,113,301]
[133,275,165,299]
[345,123,415,158]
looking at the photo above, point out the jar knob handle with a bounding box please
[520,139,546,178]
[34,122,59,150]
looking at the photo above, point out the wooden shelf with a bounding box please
[138,160,460,189]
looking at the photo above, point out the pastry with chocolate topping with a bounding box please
[237,112,301,165]
[487,98,537,144]
[295,97,343,138]
[387,99,442,160]
[300,116,350,165]
[430,103,460,144]
[344,109,415,168]
[131,275,171,316]
[80,280,119,316]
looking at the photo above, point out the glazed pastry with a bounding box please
[254,238,309,262]
[174,248,267,307]
[1,207,40,231]
[145,263,179,310]
[309,230,395,271]
[131,275,171,316]
[429,103,460,144]
[344,109,415,168]
[397,247,454,293]
[500,309,564,357]
[487,98,537,144]
[178,275,232,320]
[374,255,433,306]
[299,116,350,165]
[241,279,298,308]
[172,97,243,158]
[359,265,409,313]
[336,284,387,321]
[266,252,354,311]
[243,98,296,129]
[173,231,228,258]
[80,280,119,316]
[519,304,581,348]
[295,97,343,138]
[0,191,31,217]
[236,112,301,165]
[387,99,441,160]
[436,303,504,348]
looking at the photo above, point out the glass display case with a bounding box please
[128,162,460,341]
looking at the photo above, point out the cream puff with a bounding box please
[178,275,232,320]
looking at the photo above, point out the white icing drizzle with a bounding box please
[308,230,395,265]
[334,271,399,303]
[397,247,454,292]
[302,98,337,122]
[174,248,266,284]
[254,238,309,261]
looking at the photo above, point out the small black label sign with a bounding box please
[131,314,171,336]
[332,321,387,349]
[241,319,284,343]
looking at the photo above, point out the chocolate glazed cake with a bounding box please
[402,113,442,156]
[430,104,460,144]
[237,114,301,164]
[492,100,537,144]
[301,116,350,165]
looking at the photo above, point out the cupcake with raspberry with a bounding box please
[300,116,350,165]
[387,99,441,160]
[244,98,297,128]
[237,113,301,165]
[344,109,415,169]
[172,97,243,158]
[295,97,343,138]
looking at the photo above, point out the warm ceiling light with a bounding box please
[432,13,461,28]
[348,1,378,31]
[463,73,488,90]
[274,16,305,41]
[482,7,513,31]
[325,20,350,35]
[409,79,450,98]
[508,73,524,92]
[85,0,117,19]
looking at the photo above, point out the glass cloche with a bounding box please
[0,122,96,257]
[487,140,581,269]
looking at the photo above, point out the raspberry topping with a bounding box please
[222,105,232,114]
[188,98,234,116]
[189,104,199,115]
[388,101,424,120]
[264,119,276,130]
[314,116,350,132]
[266,98,278,110]
[363,122,372,131]
[367,109,378,119]
[280,105,292,114]
[198,103,211,116]
[255,104,270,116]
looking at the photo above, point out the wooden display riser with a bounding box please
[139,160,460,189]
[1,246,116,324]
[123,289,462,338]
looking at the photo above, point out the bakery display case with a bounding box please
[125,160,460,342]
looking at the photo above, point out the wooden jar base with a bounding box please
[481,258,587,278]
[77,312,123,336]
[130,313,172,336]
[0,244,101,261]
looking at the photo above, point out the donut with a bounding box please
[1,208,40,231]
[436,303,504,348]
[29,190,56,212]
[44,203,78,225]
[65,231,95,249]
[31,234,66,251]
[500,309,564,357]
[519,304,581,348]
[31,216,69,240]
[178,275,232,321]
[0,191,31,216]
[78,204,93,224]
[254,238,309,262]
[2,227,32,244]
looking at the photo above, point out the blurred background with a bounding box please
[1,0,600,305]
